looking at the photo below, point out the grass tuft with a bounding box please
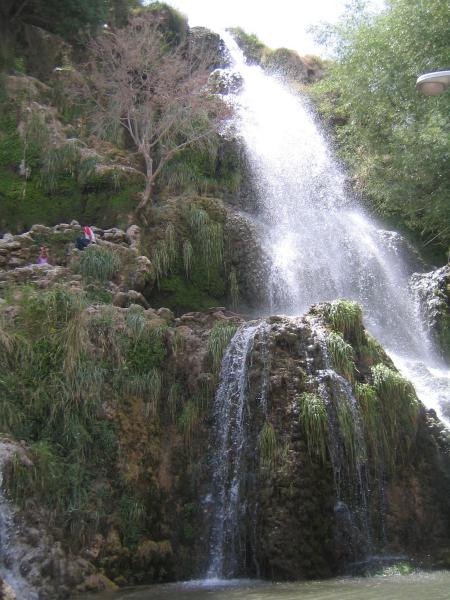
[329,299,364,345]
[298,392,328,463]
[182,239,193,280]
[229,268,240,311]
[208,322,238,372]
[78,245,121,283]
[327,332,355,382]
[178,400,200,447]
[258,421,279,469]
[371,364,419,452]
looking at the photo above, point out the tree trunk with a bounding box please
[136,152,154,224]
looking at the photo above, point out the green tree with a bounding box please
[310,0,450,256]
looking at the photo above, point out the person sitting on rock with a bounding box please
[75,231,91,250]
[37,246,49,265]
[83,225,96,244]
[76,227,92,251]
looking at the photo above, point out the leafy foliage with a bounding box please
[310,0,450,256]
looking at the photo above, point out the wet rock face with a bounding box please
[189,27,230,70]
[412,265,450,360]
[203,305,450,580]
[225,212,271,312]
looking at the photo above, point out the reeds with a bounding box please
[298,392,328,463]
[208,322,237,372]
[258,421,279,470]
[78,245,121,283]
[327,332,355,382]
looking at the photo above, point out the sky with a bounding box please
[165,0,386,56]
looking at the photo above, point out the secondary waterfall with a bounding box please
[222,33,449,425]
[207,322,263,578]
[0,443,38,600]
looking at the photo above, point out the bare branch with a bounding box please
[85,13,230,212]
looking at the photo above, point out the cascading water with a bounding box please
[206,33,449,579]
[222,33,449,425]
[207,322,264,579]
[0,442,38,600]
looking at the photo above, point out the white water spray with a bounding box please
[0,442,39,600]
[222,33,449,424]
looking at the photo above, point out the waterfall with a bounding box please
[0,442,38,600]
[206,31,449,581]
[207,322,264,579]
[221,32,449,425]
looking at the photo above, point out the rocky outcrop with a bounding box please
[0,260,243,597]
[412,264,450,361]
[201,303,450,579]
[0,222,156,304]
[225,212,271,312]
[189,27,230,70]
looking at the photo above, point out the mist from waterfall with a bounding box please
[222,33,449,425]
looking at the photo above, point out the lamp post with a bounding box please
[416,70,450,96]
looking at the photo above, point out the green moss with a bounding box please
[123,329,167,374]
[150,272,224,315]
[0,114,141,232]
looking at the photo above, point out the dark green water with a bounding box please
[77,572,450,600]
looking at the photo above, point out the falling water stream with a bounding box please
[222,33,449,424]
[203,33,450,581]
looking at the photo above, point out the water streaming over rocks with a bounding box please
[0,442,39,600]
[222,33,449,424]
[205,33,450,580]
[207,322,266,578]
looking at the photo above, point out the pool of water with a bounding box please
[77,571,450,600]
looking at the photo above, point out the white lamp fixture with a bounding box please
[416,70,450,96]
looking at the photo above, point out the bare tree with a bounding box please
[86,14,229,213]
